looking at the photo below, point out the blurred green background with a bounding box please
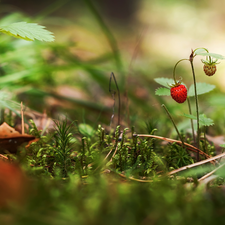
[0,0,225,135]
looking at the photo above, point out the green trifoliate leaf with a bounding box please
[188,83,215,97]
[219,144,225,148]
[182,113,214,127]
[155,87,170,96]
[154,78,175,88]
[0,22,55,42]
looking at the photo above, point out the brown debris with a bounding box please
[0,160,29,208]
[0,122,36,154]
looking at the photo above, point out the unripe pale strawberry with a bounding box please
[203,64,217,76]
[201,57,218,76]
[170,84,187,103]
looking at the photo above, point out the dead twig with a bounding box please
[0,154,9,160]
[169,152,225,175]
[21,102,24,135]
[198,162,225,182]
[136,134,211,159]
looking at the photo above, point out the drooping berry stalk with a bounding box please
[172,59,188,83]
[189,50,200,160]
[170,58,189,104]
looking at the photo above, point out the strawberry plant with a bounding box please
[155,48,225,160]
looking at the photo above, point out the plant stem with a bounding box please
[204,127,208,155]
[187,97,195,143]
[161,104,185,148]
[0,109,4,124]
[81,137,86,175]
[189,51,200,161]
[109,72,121,129]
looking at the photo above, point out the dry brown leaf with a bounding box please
[0,122,36,154]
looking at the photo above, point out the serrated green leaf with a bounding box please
[188,83,215,97]
[219,144,225,148]
[199,114,214,127]
[182,113,214,127]
[155,87,170,96]
[182,114,198,120]
[0,22,55,42]
[154,78,175,88]
[194,48,208,55]
[196,52,225,60]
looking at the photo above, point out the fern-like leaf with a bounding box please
[0,22,55,42]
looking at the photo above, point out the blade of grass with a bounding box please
[83,0,124,86]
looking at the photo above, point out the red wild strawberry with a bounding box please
[170,84,187,103]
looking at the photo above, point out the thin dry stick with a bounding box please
[21,102,24,134]
[0,154,8,160]
[168,152,225,175]
[41,118,52,136]
[108,154,225,183]
[110,145,119,162]
[114,171,154,183]
[198,162,225,182]
[104,147,114,161]
[94,145,118,172]
[136,134,211,159]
